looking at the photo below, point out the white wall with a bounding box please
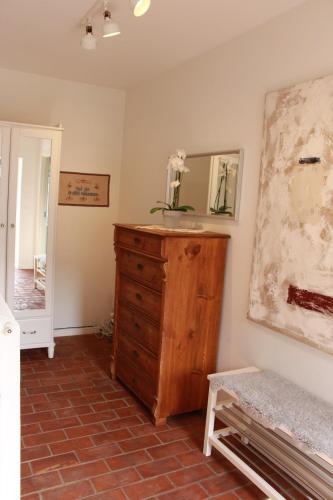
[119,0,333,403]
[0,67,125,331]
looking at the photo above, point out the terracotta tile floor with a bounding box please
[15,269,45,311]
[21,335,308,499]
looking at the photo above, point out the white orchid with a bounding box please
[176,149,186,160]
[167,149,189,173]
[150,148,195,214]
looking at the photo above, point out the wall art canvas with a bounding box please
[248,75,333,355]
[58,172,110,207]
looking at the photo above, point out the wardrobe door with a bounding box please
[6,127,61,337]
[0,127,10,297]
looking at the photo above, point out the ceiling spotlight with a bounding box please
[103,8,121,38]
[81,23,97,50]
[130,0,151,17]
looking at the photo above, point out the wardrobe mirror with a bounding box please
[13,137,51,311]
[168,150,243,220]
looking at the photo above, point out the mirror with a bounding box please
[13,136,52,311]
[167,150,243,219]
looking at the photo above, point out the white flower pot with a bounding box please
[163,210,182,229]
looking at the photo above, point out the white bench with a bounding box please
[203,367,333,500]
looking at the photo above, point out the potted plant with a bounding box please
[150,149,194,227]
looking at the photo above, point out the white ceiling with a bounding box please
[0,0,306,89]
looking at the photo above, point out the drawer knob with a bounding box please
[134,322,141,330]
[135,292,142,301]
[134,237,141,245]
[137,263,144,271]
[132,350,139,358]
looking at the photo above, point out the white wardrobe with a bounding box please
[0,121,62,358]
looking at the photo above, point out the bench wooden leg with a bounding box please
[203,386,217,456]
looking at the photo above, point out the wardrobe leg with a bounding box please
[48,343,55,359]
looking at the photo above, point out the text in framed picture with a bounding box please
[58,172,110,207]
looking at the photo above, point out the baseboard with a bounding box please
[54,326,97,337]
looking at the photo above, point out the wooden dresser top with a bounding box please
[114,224,230,239]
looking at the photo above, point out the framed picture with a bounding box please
[248,75,333,356]
[58,172,110,207]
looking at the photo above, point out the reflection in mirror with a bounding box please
[14,137,51,311]
[173,150,243,219]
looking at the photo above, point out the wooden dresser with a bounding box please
[112,224,230,425]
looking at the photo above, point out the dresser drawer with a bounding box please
[116,228,162,257]
[117,352,156,408]
[19,317,52,347]
[119,250,164,291]
[118,334,158,380]
[118,306,160,354]
[119,277,162,322]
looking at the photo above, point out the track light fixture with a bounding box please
[81,22,97,50]
[80,0,152,50]
[130,0,151,17]
[103,6,121,38]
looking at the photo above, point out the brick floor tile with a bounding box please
[156,428,192,443]
[86,489,126,500]
[136,457,181,479]
[201,470,250,496]
[102,390,129,401]
[21,462,31,478]
[147,440,189,460]
[21,404,34,414]
[21,411,56,425]
[79,411,118,424]
[60,460,109,483]
[40,416,80,431]
[27,385,61,395]
[169,463,214,486]
[40,480,94,499]
[103,415,142,431]
[115,406,146,418]
[21,394,48,406]
[31,452,79,475]
[107,449,152,470]
[92,468,141,492]
[24,429,66,447]
[33,399,72,412]
[76,443,123,463]
[123,476,174,499]
[69,394,106,406]
[130,422,162,437]
[22,493,43,500]
[21,445,51,462]
[48,389,82,400]
[55,405,93,418]
[213,494,239,499]
[158,483,208,499]
[49,436,94,454]
[21,423,42,436]
[91,428,132,446]
[65,423,106,439]
[120,434,161,452]
[21,471,61,495]
[177,450,209,467]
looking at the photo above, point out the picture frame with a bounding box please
[58,171,110,207]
